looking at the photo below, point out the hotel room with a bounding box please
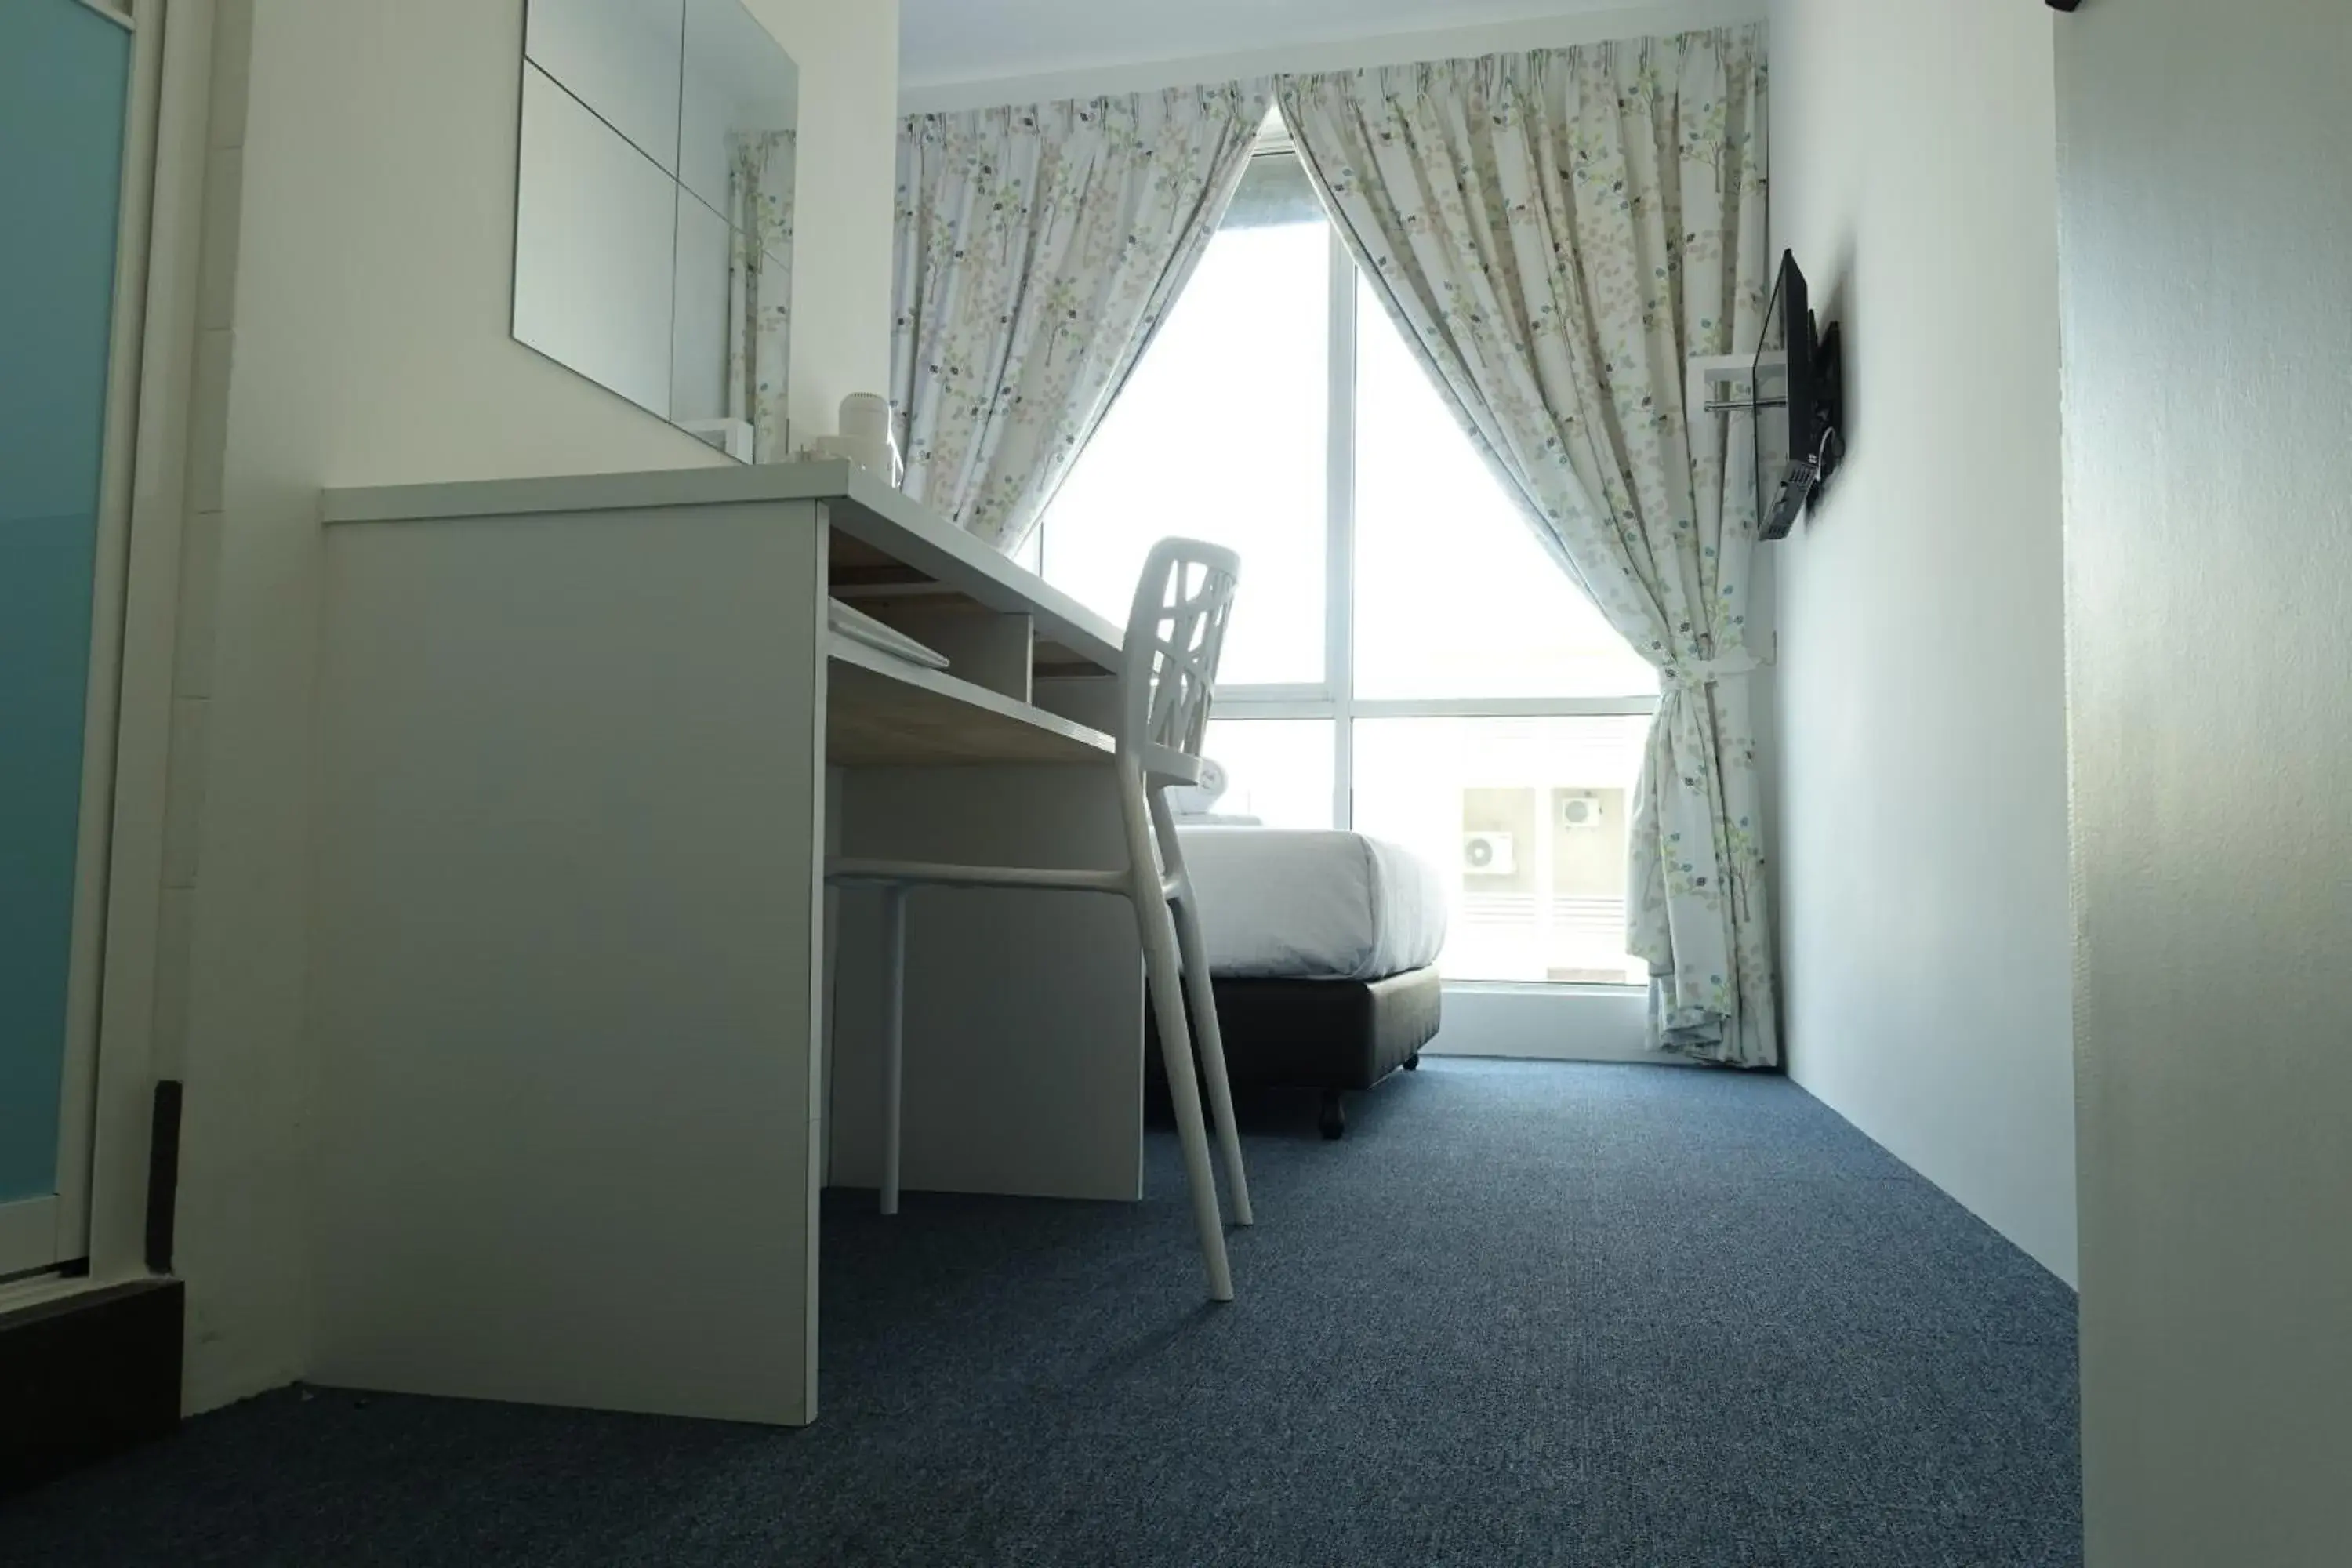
[1,0,2346,1563]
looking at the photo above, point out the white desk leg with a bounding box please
[822,765,844,1189]
[880,884,906,1217]
[309,502,830,1426]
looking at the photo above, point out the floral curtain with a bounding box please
[1277,27,1777,1065]
[726,129,794,461]
[891,84,1272,550]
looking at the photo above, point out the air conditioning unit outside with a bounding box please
[1463,831,1515,876]
[1561,793,1606,830]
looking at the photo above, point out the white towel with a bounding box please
[1167,757,1229,817]
[829,599,949,670]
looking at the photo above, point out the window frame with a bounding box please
[1036,148,1664,833]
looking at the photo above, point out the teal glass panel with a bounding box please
[0,1,130,1206]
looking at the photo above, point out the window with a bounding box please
[1200,718,1335,829]
[1040,155,1327,688]
[1352,717,1650,985]
[1037,150,1658,985]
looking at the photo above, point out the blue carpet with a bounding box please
[0,1060,2080,1565]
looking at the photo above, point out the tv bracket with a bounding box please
[1686,351,1788,419]
[1688,350,1846,542]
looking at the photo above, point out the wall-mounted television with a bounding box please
[1756,250,1844,540]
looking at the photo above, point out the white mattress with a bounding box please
[1175,826,1448,982]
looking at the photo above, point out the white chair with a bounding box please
[829,539,1254,1301]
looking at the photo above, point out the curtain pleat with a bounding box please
[890,84,1273,550]
[1278,27,1777,1065]
[725,129,793,461]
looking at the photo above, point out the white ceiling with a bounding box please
[898,0,1695,93]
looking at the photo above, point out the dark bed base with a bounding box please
[1149,965,1443,1139]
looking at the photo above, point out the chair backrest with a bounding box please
[1118,539,1240,779]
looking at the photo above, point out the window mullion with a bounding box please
[1349,696,1663,720]
[1325,228,1357,828]
[1210,698,1338,722]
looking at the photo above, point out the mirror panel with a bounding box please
[514,0,795,460]
[678,0,798,219]
[670,191,733,430]
[514,63,678,419]
[523,0,684,174]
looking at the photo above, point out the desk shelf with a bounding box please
[828,637,1112,768]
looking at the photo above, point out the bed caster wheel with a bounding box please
[1403,1052,1421,1072]
[1318,1090,1346,1141]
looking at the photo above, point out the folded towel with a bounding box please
[829,599,949,670]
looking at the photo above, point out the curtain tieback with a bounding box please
[1661,652,1765,690]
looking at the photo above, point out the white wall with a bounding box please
[902,0,1721,93]
[899,0,1763,112]
[169,0,897,1412]
[769,1,899,437]
[1428,987,1688,1065]
[2056,7,2352,1563]
[1766,0,2076,1283]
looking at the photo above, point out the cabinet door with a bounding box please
[0,0,131,1272]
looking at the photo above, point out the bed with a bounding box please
[1149,826,1448,1138]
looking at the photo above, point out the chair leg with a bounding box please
[1152,799,1261,1222]
[880,884,906,1218]
[1137,895,1235,1301]
[1156,836,1252,1227]
[1122,789,1233,1301]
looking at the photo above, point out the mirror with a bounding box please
[513,64,678,418]
[679,0,798,220]
[522,0,683,175]
[514,0,797,462]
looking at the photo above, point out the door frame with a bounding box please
[5,0,204,1284]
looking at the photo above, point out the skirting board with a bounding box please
[1428,984,1694,1066]
[0,1278,183,1494]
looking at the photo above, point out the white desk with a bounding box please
[306,463,1142,1427]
